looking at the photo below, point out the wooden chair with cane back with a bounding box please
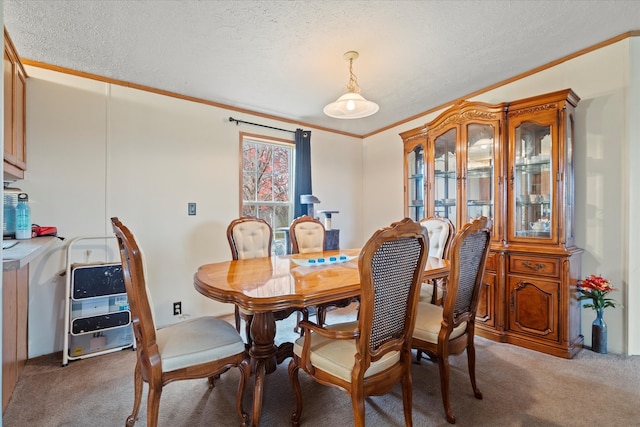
[411,216,492,424]
[289,217,429,426]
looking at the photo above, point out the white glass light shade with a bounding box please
[323,92,379,119]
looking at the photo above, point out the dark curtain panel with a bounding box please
[294,129,312,218]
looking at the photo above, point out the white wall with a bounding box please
[363,39,637,355]
[626,36,640,354]
[23,67,364,357]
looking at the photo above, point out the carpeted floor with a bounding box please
[4,305,639,426]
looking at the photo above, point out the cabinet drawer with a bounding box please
[509,255,559,278]
[485,252,497,272]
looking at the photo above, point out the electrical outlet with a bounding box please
[188,203,196,215]
[173,301,182,316]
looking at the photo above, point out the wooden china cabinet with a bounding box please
[401,89,583,358]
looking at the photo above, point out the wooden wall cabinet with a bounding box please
[401,89,583,358]
[4,28,27,180]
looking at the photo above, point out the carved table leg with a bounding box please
[247,310,296,426]
[249,311,276,426]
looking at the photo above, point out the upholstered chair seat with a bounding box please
[412,302,467,344]
[293,321,401,382]
[420,282,445,304]
[156,317,246,373]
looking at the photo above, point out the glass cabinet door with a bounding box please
[433,128,457,229]
[406,144,425,221]
[513,122,552,238]
[564,112,575,244]
[466,123,495,223]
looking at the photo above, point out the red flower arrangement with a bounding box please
[577,274,620,310]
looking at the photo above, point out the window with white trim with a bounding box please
[241,134,294,254]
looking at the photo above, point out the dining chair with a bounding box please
[289,215,326,327]
[227,216,271,344]
[289,214,326,254]
[227,216,297,345]
[227,216,296,346]
[289,217,429,427]
[290,215,356,326]
[111,217,250,427]
[419,216,455,305]
[412,216,492,424]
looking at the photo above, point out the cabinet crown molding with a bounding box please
[507,103,559,118]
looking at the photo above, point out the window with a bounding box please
[241,134,294,254]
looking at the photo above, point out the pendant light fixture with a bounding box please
[323,51,379,119]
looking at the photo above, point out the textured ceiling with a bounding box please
[4,1,640,137]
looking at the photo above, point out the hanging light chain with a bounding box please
[346,56,361,94]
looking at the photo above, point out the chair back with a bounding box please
[443,216,492,328]
[290,215,325,254]
[111,217,160,372]
[227,216,273,260]
[420,216,455,260]
[358,218,429,367]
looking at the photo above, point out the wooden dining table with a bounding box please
[193,248,449,426]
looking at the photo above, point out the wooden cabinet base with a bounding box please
[2,264,29,412]
[505,332,584,359]
[477,327,584,359]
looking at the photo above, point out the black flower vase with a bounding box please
[591,308,608,354]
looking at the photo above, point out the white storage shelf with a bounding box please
[62,237,135,366]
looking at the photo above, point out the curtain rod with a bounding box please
[228,117,295,134]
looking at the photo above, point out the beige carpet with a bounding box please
[4,306,639,426]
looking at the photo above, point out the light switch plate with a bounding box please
[188,203,196,215]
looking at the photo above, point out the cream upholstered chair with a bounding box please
[227,216,273,343]
[289,215,355,326]
[419,216,455,305]
[289,215,326,326]
[289,218,429,426]
[227,216,273,260]
[227,217,296,345]
[289,214,325,254]
[412,216,491,424]
[111,217,250,427]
